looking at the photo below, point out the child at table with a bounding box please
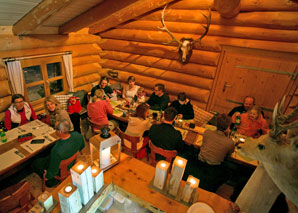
[135,87,146,104]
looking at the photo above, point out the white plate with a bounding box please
[187,202,214,213]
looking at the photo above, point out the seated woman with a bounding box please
[136,87,146,104]
[233,105,269,138]
[5,94,37,130]
[91,76,113,98]
[170,92,194,119]
[125,103,151,159]
[44,96,74,131]
[87,89,113,126]
[122,76,139,104]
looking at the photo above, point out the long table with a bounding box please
[50,153,232,213]
[0,120,57,179]
[109,101,258,168]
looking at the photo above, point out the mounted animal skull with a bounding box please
[238,97,298,206]
[159,5,211,64]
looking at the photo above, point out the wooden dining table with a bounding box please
[0,120,57,180]
[50,153,232,213]
[109,101,258,168]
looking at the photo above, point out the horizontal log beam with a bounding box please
[100,32,298,54]
[98,38,219,66]
[88,0,176,34]
[0,96,11,112]
[0,67,8,81]
[74,84,94,93]
[169,0,298,11]
[73,63,101,78]
[0,34,101,52]
[72,55,101,66]
[118,20,298,43]
[12,0,74,35]
[101,68,210,104]
[214,0,240,18]
[0,112,5,121]
[141,9,298,30]
[73,73,99,88]
[0,81,11,97]
[101,50,216,79]
[0,43,101,58]
[100,59,213,90]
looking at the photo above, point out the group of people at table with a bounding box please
[3,75,269,192]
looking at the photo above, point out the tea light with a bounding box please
[181,175,200,203]
[91,165,104,193]
[153,160,170,190]
[168,156,187,196]
[58,184,82,213]
[239,137,245,143]
[70,161,94,205]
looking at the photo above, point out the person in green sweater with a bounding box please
[32,119,85,187]
[147,83,169,111]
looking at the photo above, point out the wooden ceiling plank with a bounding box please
[12,0,75,35]
[59,0,177,34]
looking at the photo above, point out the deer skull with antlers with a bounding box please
[238,97,298,206]
[159,5,211,64]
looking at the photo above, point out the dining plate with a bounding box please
[187,202,214,213]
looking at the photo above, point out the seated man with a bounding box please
[5,94,37,130]
[228,96,255,117]
[148,107,186,157]
[170,92,194,119]
[32,119,85,187]
[147,83,169,111]
[196,113,235,192]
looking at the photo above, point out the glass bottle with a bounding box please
[0,128,7,143]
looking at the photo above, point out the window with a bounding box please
[21,56,68,104]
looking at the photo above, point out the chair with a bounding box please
[0,180,33,213]
[193,105,214,126]
[87,117,108,136]
[42,152,78,191]
[148,140,177,167]
[115,127,147,159]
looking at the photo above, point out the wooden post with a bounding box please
[236,164,281,212]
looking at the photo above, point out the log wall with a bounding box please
[98,0,298,109]
[0,34,102,117]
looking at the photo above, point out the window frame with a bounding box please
[20,55,69,105]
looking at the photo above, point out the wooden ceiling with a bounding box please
[0,0,175,36]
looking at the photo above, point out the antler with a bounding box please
[270,96,298,139]
[192,8,212,46]
[158,5,182,46]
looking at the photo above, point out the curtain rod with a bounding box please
[2,51,72,62]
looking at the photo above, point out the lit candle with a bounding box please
[153,160,170,190]
[181,175,199,203]
[239,137,245,143]
[58,184,82,213]
[168,156,187,196]
[77,164,84,170]
[91,165,104,193]
[65,186,72,193]
[100,147,111,168]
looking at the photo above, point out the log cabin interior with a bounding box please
[0,0,297,212]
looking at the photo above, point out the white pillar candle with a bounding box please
[153,160,170,190]
[100,146,111,168]
[58,184,82,213]
[70,161,94,205]
[37,191,53,211]
[168,156,187,196]
[91,165,104,193]
[181,175,200,203]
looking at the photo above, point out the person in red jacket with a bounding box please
[87,89,113,129]
[5,94,37,130]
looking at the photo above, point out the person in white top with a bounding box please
[123,76,140,104]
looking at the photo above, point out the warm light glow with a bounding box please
[179,119,182,122]
[240,137,245,142]
[101,147,111,167]
[189,178,196,185]
[65,186,72,193]
[177,159,183,165]
[77,164,84,170]
[160,163,166,168]
[92,168,98,174]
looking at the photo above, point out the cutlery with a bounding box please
[15,150,25,158]
[44,135,53,142]
[25,144,33,151]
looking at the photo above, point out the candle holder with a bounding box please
[167,156,187,196]
[58,183,82,213]
[181,175,199,204]
[153,160,170,190]
[70,161,94,205]
[91,165,104,193]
